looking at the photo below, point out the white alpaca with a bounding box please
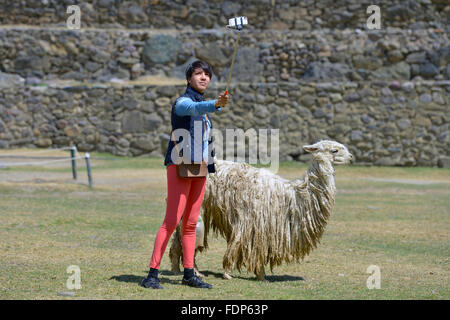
[170,140,353,280]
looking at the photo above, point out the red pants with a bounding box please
[149,164,206,269]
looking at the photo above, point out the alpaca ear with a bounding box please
[303,145,318,153]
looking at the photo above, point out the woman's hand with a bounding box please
[215,91,229,108]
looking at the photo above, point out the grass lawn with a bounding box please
[0,149,448,300]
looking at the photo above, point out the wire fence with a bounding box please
[0,146,77,158]
[0,146,94,188]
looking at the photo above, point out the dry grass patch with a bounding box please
[0,151,448,299]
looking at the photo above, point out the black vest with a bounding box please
[164,85,216,173]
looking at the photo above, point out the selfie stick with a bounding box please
[225,16,248,95]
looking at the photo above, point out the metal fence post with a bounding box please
[70,146,77,180]
[85,153,93,189]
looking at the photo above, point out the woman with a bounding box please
[141,60,228,289]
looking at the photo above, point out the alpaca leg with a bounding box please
[193,248,206,278]
[223,269,233,280]
[222,244,235,280]
[169,225,182,273]
[255,267,266,281]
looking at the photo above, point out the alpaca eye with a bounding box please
[331,149,338,153]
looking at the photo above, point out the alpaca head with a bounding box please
[303,140,353,165]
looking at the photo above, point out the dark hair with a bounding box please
[185,60,213,81]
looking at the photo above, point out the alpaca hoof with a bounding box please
[256,276,267,282]
[195,270,206,278]
[223,273,232,280]
[256,272,266,281]
[171,265,181,273]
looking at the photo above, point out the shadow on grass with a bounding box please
[264,275,305,282]
[109,270,182,286]
[201,271,305,282]
[109,274,142,284]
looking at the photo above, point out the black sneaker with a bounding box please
[141,276,163,289]
[182,275,212,289]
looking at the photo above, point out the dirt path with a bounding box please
[1,149,449,192]
[363,177,450,185]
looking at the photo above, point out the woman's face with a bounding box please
[188,68,211,93]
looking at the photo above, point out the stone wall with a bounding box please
[0,80,448,167]
[0,0,449,167]
[0,0,448,30]
[0,27,448,84]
